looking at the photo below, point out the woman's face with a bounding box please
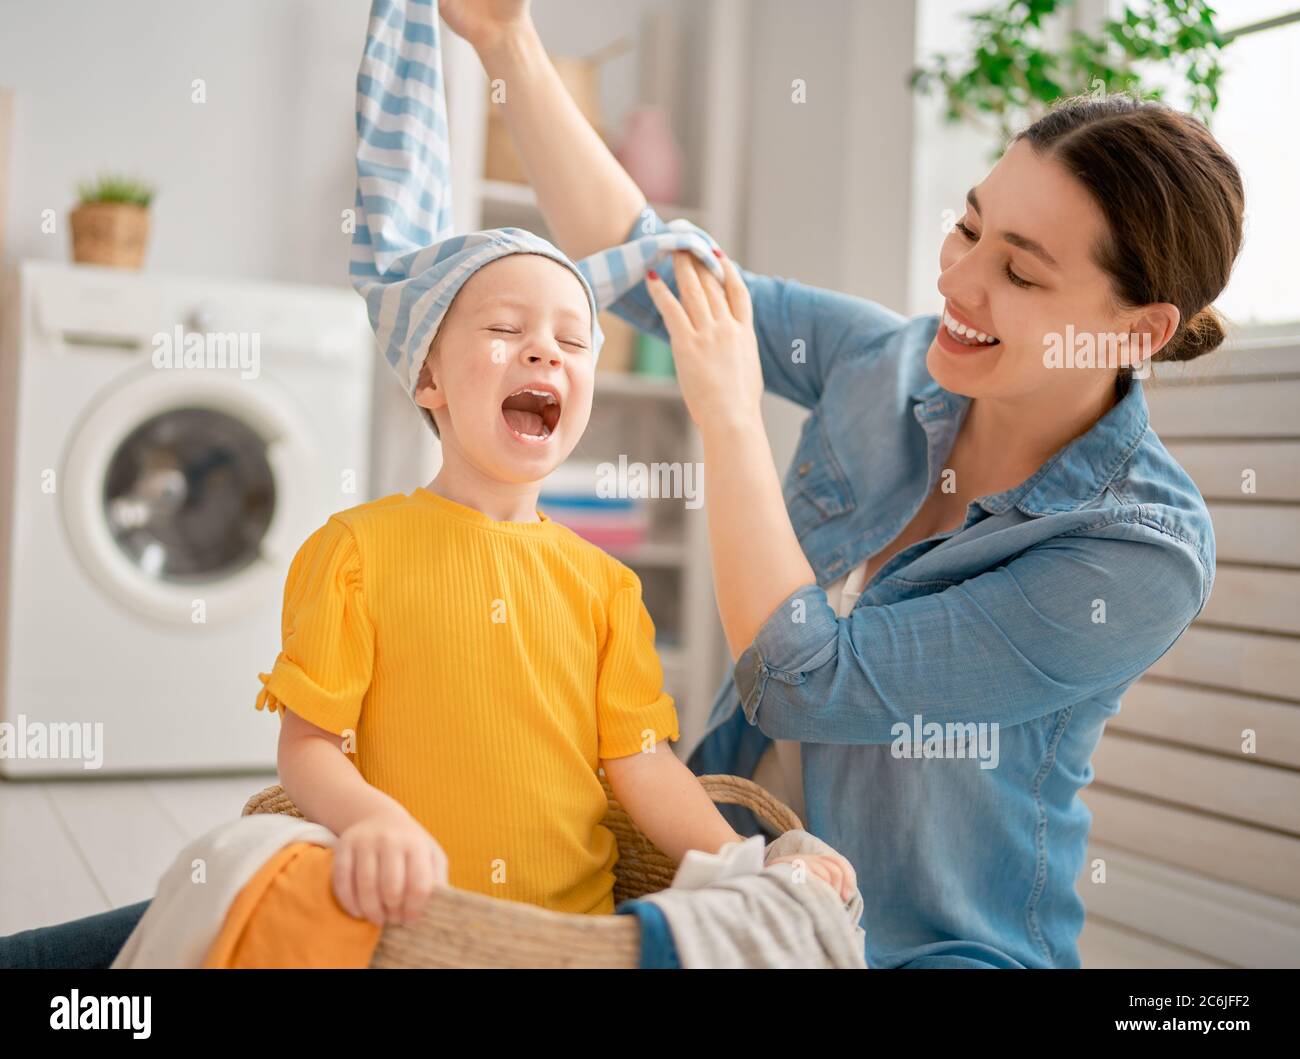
[928,137,1156,403]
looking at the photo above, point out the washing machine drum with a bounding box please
[103,407,276,582]
[62,369,320,625]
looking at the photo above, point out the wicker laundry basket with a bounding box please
[242,773,801,968]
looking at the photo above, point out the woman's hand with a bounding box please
[646,250,763,433]
[333,807,449,927]
[439,0,532,56]
[648,252,814,660]
[766,851,859,904]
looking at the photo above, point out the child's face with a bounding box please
[415,254,596,483]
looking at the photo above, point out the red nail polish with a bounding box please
[647,269,659,281]
[713,248,723,258]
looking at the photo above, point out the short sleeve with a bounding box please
[254,517,374,736]
[595,569,680,760]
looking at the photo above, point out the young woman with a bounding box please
[441,0,1244,969]
[0,2,1243,970]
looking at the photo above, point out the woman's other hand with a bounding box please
[765,850,859,905]
[440,0,532,55]
[332,808,450,927]
[645,250,763,432]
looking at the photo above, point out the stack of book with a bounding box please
[539,461,648,553]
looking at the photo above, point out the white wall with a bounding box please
[0,0,921,480]
[0,0,368,286]
[741,0,918,468]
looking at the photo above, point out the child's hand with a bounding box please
[765,851,858,904]
[332,809,449,927]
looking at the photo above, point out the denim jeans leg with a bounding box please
[0,899,151,969]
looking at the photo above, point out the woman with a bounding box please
[0,3,1242,969]
[441,1,1241,969]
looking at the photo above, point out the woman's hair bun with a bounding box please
[1158,306,1227,363]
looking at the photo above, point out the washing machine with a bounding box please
[0,261,375,777]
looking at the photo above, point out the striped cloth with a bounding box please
[349,0,726,430]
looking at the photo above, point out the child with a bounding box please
[255,243,856,925]
[252,0,856,928]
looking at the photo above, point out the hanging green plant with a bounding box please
[910,0,1228,144]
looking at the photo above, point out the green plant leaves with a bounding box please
[909,0,1228,142]
[76,174,155,208]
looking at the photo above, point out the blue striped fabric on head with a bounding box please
[349,0,727,430]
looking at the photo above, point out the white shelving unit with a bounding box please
[440,1,746,748]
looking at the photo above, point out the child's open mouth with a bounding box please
[501,386,561,442]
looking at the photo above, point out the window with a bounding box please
[909,1,1300,327]
[1202,3,1300,326]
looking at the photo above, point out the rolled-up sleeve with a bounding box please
[735,524,1208,744]
[605,208,909,409]
[255,518,374,736]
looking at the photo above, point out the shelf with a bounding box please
[444,0,744,747]
[607,541,687,568]
[594,371,681,400]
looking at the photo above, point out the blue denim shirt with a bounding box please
[608,210,1215,969]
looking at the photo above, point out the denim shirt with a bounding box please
[607,210,1215,969]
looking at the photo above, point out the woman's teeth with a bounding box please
[943,310,1000,346]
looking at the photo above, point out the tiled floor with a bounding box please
[0,773,276,936]
[1,774,1221,967]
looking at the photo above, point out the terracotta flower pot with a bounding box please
[70,201,150,269]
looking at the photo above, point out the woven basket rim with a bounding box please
[240,772,801,967]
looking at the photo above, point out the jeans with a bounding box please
[0,900,151,969]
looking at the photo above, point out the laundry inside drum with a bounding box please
[101,407,276,582]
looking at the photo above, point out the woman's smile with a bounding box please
[942,305,1001,346]
[936,304,1003,356]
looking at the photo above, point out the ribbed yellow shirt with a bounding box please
[255,487,679,915]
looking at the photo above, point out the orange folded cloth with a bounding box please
[203,842,382,968]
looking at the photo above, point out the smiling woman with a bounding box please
[445,0,1250,969]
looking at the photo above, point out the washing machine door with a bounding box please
[61,366,322,625]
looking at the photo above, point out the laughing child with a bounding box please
[254,244,857,926]
[251,0,854,929]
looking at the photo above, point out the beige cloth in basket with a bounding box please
[642,828,867,968]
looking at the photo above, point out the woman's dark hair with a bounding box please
[1014,94,1245,363]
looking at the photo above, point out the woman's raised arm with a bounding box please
[445,2,911,411]
[442,0,646,258]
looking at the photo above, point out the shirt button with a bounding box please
[798,462,813,476]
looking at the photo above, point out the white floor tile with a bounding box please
[148,773,278,841]
[0,781,108,934]
[1,773,280,936]
[43,781,190,910]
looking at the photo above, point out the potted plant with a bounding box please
[70,174,155,269]
[910,0,1229,148]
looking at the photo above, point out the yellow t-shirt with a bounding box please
[254,487,680,915]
